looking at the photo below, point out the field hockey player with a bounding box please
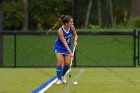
[49,15,78,84]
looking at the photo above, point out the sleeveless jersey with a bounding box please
[54,26,73,54]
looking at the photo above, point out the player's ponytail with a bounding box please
[48,15,65,33]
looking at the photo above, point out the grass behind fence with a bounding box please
[3,34,134,67]
[76,35,134,66]
[3,35,56,67]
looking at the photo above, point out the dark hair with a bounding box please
[48,15,72,32]
[61,15,72,24]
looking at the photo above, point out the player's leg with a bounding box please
[62,54,71,83]
[56,54,64,84]
[62,54,71,76]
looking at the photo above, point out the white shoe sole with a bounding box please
[62,76,67,84]
[56,80,62,84]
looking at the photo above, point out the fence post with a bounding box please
[138,31,140,65]
[14,34,17,68]
[0,0,3,67]
[0,35,3,67]
[133,29,137,67]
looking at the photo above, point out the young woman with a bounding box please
[50,15,78,84]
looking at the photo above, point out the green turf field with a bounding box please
[0,68,140,93]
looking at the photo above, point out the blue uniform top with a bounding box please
[54,26,73,55]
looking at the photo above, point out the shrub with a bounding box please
[128,17,140,28]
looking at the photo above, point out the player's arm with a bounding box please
[58,28,73,56]
[71,25,78,47]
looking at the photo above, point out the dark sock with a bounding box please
[56,65,63,80]
[62,65,69,76]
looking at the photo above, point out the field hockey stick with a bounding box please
[69,46,76,78]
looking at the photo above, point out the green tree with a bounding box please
[22,0,28,31]
[112,0,131,25]
[84,0,92,29]
[130,0,140,17]
[4,0,24,30]
[3,0,133,30]
[28,0,72,30]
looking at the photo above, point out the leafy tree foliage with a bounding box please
[3,0,135,30]
[4,0,24,30]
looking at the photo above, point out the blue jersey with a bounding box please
[54,26,73,54]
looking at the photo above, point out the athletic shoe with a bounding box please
[56,79,62,84]
[62,76,66,84]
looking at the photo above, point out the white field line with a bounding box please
[61,68,86,93]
